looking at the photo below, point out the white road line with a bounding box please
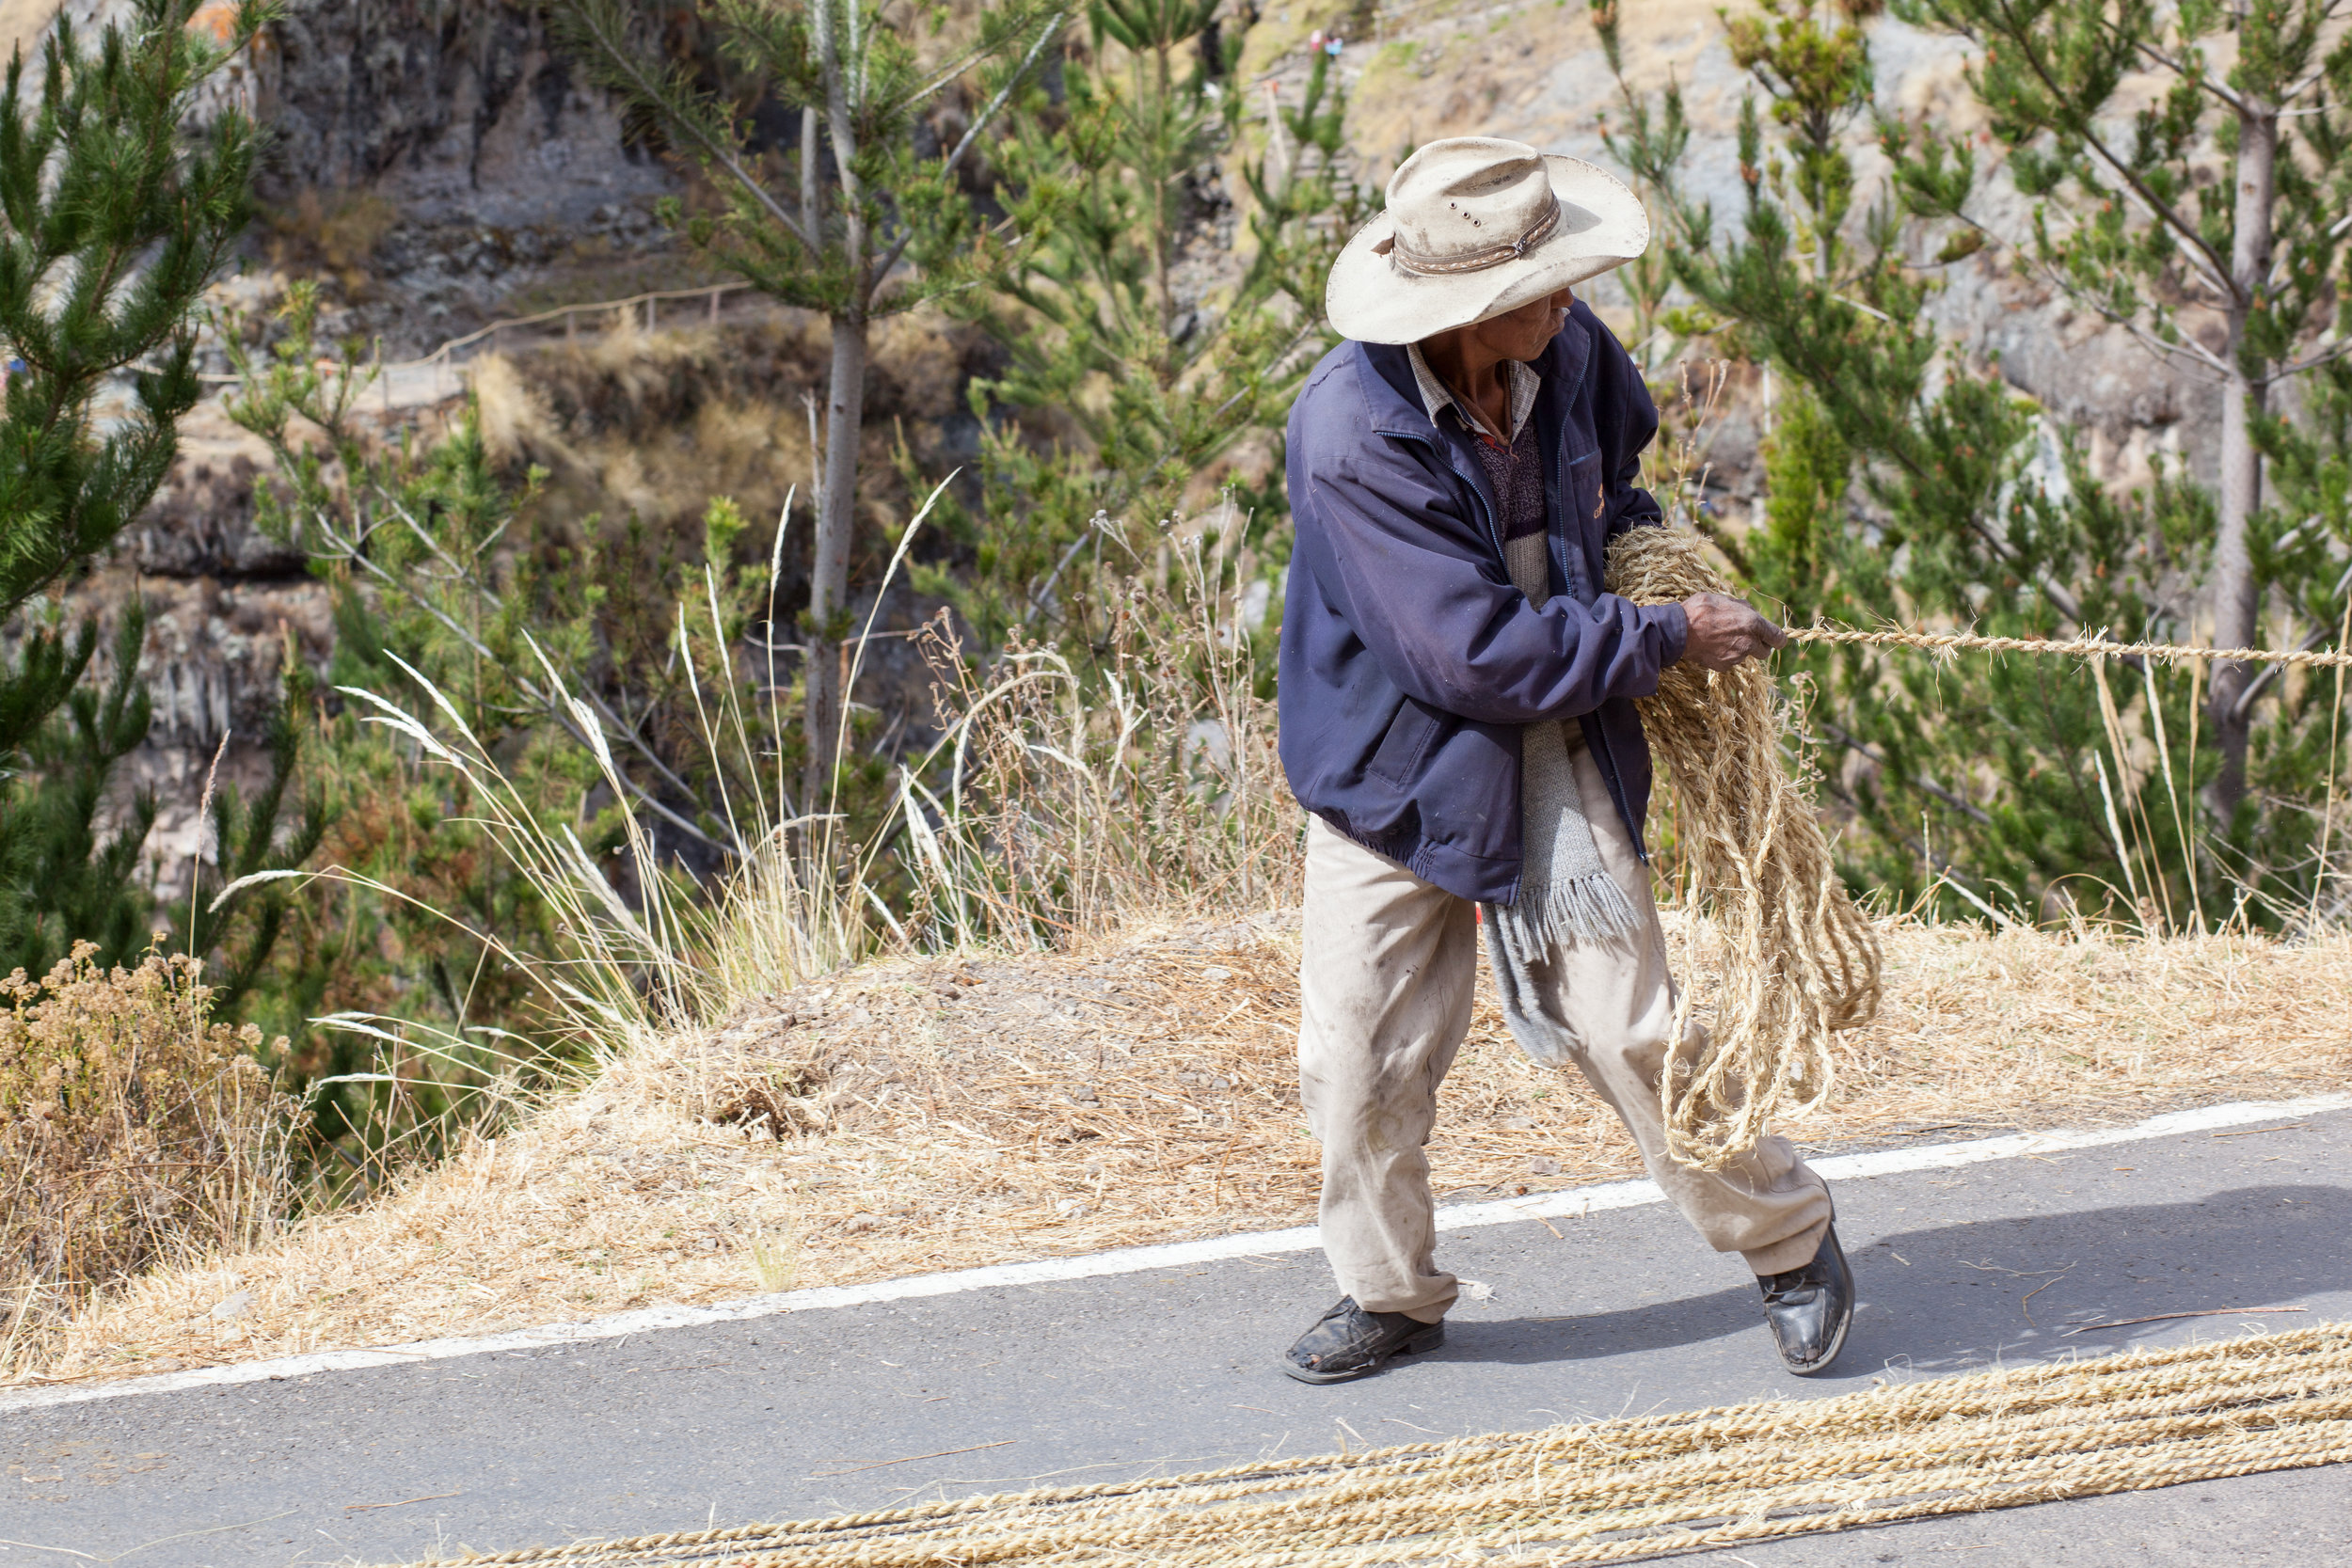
[4,1092,2344,1414]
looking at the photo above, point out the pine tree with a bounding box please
[0,1,301,974]
[1890,0,2352,831]
[551,0,1067,807]
[928,14,1372,658]
[1597,0,2352,924]
[1597,0,2221,921]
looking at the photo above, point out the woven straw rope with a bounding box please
[397,1322,2352,1566]
[1594,528,2347,1171]
[1786,624,2352,668]
[1602,529,1883,1170]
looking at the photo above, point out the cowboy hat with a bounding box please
[1326,137,1649,345]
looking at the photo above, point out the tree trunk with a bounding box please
[803,309,868,809]
[2209,98,2277,826]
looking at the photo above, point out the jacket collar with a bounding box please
[1358,340,1438,436]
[1406,342,1542,443]
[1355,309,1594,439]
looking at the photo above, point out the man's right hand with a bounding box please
[1679,592,1788,672]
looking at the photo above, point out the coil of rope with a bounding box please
[1600,527,2352,1171]
[1603,528,1884,1169]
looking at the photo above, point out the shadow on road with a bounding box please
[1426,1182,2352,1381]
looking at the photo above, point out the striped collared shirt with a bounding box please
[1406,341,1541,444]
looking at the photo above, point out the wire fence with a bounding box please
[189,278,759,388]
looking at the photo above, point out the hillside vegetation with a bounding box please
[9,0,2352,1385]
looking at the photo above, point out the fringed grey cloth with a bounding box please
[1482,533,1642,1064]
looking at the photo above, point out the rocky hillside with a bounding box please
[22,0,2202,878]
[21,0,711,872]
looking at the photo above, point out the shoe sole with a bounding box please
[1280,1322,1445,1385]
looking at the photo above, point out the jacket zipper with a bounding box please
[1545,363,1651,868]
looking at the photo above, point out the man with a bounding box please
[1275,137,1853,1385]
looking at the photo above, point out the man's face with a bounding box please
[1471,287,1575,362]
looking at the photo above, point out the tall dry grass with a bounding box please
[897,552,1297,949]
[0,946,298,1377]
[206,483,1295,1196]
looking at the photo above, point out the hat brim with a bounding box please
[1325,154,1650,345]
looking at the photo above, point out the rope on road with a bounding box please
[398,1320,2352,1566]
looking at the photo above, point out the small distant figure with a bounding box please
[188,3,242,46]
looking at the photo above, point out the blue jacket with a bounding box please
[1276,303,1689,905]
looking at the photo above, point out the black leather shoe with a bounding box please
[1281,1296,1445,1385]
[1758,1222,1853,1375]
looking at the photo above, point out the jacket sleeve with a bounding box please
[1295,435,1686,726]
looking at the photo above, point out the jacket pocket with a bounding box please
[1366,698,1440,788]
[1565,448,1603,521]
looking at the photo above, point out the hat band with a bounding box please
[1391,194,1562,277]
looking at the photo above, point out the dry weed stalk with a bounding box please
[1606,526,1883,1169]
[0,946,296,1376]
[898,540,1300,947]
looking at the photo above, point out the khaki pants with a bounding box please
[1297,742,1831,1323]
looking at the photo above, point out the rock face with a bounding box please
[250,0,686,353]
[262,1,661,224]
[21,0,692,871]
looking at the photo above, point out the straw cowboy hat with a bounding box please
[1327,137,1649,345]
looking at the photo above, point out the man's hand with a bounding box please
[1679,592,1788,672]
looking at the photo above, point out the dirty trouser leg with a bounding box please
[1508,742,1832,1276]
[1297,816,1478,1323]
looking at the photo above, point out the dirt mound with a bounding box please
[20,911,2351,1387]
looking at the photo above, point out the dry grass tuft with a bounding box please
[0,947,296,1377]
[17,911,2351,1386]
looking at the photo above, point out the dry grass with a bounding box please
[0,948,297,1378]
[17,910,2351,1386]
[469,304,985,541]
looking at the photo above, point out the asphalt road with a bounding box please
[5,1109,2350,1566]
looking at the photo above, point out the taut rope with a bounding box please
[1785,624,2352,667]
